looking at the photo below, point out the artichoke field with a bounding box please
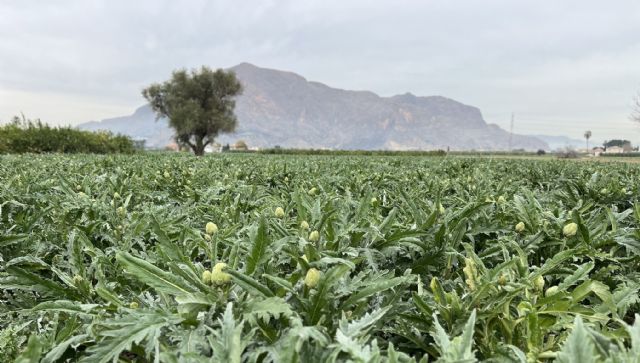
[1,153,640,362]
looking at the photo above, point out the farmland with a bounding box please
[1,153,640,362]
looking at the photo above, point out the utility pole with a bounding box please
[508,113,514,151]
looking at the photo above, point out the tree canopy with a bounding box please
[142,66,243,156]
[603,139,631,148]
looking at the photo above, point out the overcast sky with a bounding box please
[1,0,640,142]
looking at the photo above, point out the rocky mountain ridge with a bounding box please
[79,63,548,151]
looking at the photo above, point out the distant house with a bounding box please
[592,147,604,156]
[165,142,180,151]
[231,140,249,151]
[603,140,633,154]
[604,146,624,154]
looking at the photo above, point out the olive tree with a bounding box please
[142,66,242,156]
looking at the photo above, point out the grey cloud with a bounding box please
[1,0,639,140]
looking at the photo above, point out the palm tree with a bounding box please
[584,130,592,152]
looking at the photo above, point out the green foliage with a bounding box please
[0,116,134,154]
[603,139,631,148]
[258,148,448,156]
[142,66,242,156]
[1,153,640,361]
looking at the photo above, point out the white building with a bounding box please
[604,146,624,154]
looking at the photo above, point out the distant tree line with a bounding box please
[257,148,447,156]
[0,116,135,154]
[603,139,631,149]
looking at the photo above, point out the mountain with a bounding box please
[78,63,548,151]
[78,106,174,147]
[533,135,598,151]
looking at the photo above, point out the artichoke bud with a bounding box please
[463,258,478,291]
[515,222,525,233]
[205,222,218,235]
[304,268,321,288]
[309,230,320,242]
[430,277,439,293]
[498,274,507,286]
[563,222,578,237]
[534,275,545,291]
[274,207,285,218]
[545,286,559,297]
[202,270,212,284]
[300,220,310,230]
[211,262,231,285]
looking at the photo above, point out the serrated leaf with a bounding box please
[342,276,407,308]
[245,217,271,275]
[116,252,198,296]
[555,316,597,363]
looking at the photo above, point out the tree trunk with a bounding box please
[193,135,205,156]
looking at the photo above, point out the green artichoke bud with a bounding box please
[205,222,218,235]
[202,270,212,284]
[515,222,525,233]
[498,274,508,286]
[545,286,559,297]
[304,268,321,288]
[309,230,320,242]
[534,275,545,291]
[211,262,231,285]
[563,222,578,237]
[463,258,478,291]
[275,207,285,218]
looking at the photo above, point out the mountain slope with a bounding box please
[533,135,599,151]
[78,62,548,151]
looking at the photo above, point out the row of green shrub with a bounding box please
[0,117,135,154]
[256,147,447,156]
[600,152,640,158]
